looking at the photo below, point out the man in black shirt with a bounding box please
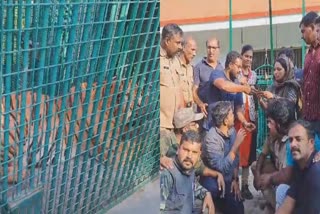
[276,120,320,214]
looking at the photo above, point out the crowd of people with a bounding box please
[160,11,320,214]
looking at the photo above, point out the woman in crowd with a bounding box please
[259,55,302,118]
[235,44,257,200]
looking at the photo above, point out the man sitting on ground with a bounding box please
[276,120,320,214]
[160,107,225,193]
[252,98,296,211]
[160,130,215,214]
[200,101,246,214]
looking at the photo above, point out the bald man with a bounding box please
[160,23,185,131]
[193,38,224,117]
[175,36,197,108]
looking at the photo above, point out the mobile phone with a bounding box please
[251,87,261,95]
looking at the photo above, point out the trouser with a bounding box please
[276,184,290,209]
[200,176,244,214]
[192,198,209,214]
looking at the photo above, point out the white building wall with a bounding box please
[189,22,302,65]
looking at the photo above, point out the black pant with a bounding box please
[200,177,244,214]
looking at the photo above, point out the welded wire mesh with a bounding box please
[0,1,159,213]
[255,64,273,152]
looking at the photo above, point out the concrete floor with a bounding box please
[107,178,160,214]
[106,170,272,214]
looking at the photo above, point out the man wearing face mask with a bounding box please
[204,51,254,132]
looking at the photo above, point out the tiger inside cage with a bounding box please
[0,77,144,184]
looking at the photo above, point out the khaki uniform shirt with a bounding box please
[175,57,194,106]
[160,47,184,129]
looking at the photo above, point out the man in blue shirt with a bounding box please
[258,114,320,209]
[202,51,254,131]
[200,101,246,214]
[193,38,224,116]
[273,124,320,209]
[276,120,320,214]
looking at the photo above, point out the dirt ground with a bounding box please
[241,169,274,214]
[215,168,274,214]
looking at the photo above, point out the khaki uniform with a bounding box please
[175,57,194,107]
[160,47,184,129]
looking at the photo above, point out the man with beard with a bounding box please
[200,101,246,214]
[266,13,320,209]
[193,38,224,117]
[252,98,296,211]
[160,107,225,196]
[160,130,215,214]
[204,51,254,132]
[276,120,320,214]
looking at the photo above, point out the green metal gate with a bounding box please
[0,1,159,213]
[255,64,273,152]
